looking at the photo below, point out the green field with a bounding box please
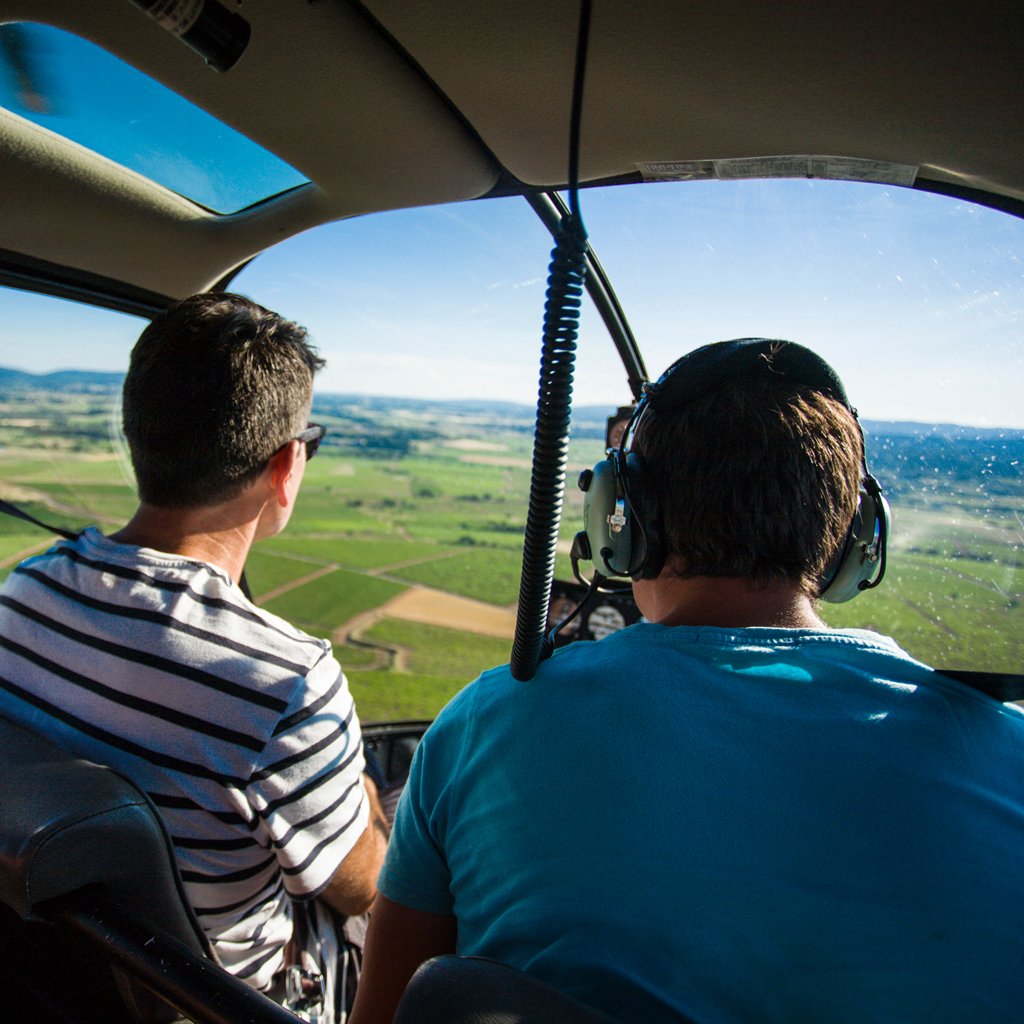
[348,619,512,721]
[2,395,1021,719]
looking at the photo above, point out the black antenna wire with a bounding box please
[540,573,602,659]
[566,0,591,225]
[510,0,592,681]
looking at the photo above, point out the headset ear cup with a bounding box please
[579,452,661,580]
[580,456,633,578]
[819,485,890,603]
[623,453,663,580]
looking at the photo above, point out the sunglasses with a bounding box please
[294,422,326,460]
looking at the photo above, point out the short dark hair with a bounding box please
[634,375,863,593]
[123,292,325,507]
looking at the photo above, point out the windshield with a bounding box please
[1,179,1021,717]
[570,180,1022,676]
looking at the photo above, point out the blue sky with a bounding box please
[2,178,1022,429]
[235,179,1024,428]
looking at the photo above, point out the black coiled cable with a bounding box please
[510,214,588,680]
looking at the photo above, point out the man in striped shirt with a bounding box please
[0,293,389,1017]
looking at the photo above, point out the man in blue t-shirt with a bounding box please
[351,339,1024,1024]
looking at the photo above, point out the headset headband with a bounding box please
[577,336,887,598]
[623,338,854,450]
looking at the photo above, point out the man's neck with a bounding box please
[633,573,826,629]
[109,502,259,584]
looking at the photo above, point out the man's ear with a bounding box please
[266,441,299,508]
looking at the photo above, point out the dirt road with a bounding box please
[336,585,517,645]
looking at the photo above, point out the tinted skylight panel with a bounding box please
[0,22,308,213]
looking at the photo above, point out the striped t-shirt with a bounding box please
[0,527,369,991]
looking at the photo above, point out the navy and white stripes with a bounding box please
[0,527,368,990]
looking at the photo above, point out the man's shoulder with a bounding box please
[430,623,649,718]
[5,526,332,673]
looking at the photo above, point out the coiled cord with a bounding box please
[510,214,588,680]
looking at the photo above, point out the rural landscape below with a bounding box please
[2,368,1021,721]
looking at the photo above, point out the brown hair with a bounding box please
[122,292,324,507]
[634,375,863,593]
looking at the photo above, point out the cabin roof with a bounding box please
[0,1,1021,306]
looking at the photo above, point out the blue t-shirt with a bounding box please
[380,624,1024,1023]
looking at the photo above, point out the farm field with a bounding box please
[1,384,1022,720]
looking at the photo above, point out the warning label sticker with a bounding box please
[637,156,918,187]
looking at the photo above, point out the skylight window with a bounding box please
[0,22,308,213]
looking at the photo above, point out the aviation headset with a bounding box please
[576,338,889,602]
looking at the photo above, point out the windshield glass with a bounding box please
[2,180,1021,718]
[573,180,1022,676]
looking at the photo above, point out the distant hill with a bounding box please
[2,367,1022,452]
[315,392,611,424]
[313,391,612,438]
[0,367,124,391]
[862,420,1024,442]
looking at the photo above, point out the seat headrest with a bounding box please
[0,715,208,956]
[393,955,619,1024]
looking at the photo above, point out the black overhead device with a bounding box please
[128,0,250,73]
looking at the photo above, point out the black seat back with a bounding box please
[0,714,210,949]
[392,956,619,1024]
[0,713,211,1022]
[0,714,296,1024]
